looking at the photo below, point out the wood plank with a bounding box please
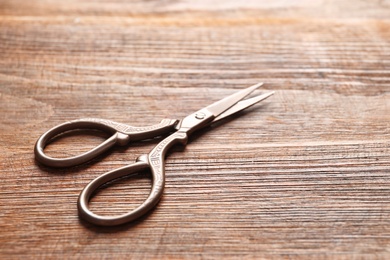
[0,0,389,258]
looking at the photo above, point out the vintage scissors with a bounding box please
[35,83,274,226]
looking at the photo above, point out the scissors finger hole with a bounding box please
[43,129,110,158]
[87,170,153,216]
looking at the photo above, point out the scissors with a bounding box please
[35,83,274,226]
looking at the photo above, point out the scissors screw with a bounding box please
[195,112,206,119]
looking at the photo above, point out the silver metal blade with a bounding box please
[205,82,264,118]
[213,91,274,122]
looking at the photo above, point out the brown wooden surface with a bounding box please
[1,0,389,259]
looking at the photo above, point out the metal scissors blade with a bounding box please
[176,82,273,134]
[214,91,274,122]
[206,82,264,118]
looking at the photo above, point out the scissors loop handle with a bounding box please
[34,118,179,168]
[78,131,188,226]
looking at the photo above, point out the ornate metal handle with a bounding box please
[77,131,188,226]
[34,118,178,167]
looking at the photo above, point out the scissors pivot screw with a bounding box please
[195,112,206,119]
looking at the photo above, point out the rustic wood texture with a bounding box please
[1,0,389,258]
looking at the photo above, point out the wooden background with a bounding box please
[1,0,389,258]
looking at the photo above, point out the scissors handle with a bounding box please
[78,131,188,226]
[34,118,179,168]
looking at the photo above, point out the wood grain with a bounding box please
[0,0,389,258]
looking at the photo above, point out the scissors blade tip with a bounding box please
[263,91,275,98]
[253,82,264,88]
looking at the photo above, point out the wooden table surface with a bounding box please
[1,0,389,258]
